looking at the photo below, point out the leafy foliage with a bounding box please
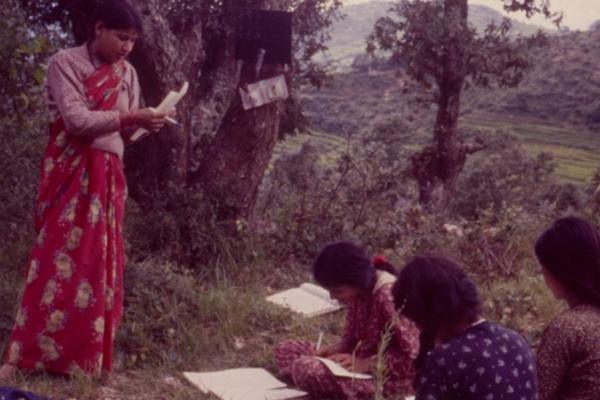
[367,0,550,102]
[449,128,582,218]
[0,1,62,266]
[463,29,600,132]
[257,119,417,258]
[364,0,556,211]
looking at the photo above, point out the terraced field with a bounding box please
[274,111,600,186]
[462,111,600,183]
[272,130,349,168]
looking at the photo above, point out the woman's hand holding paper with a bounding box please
[134,108,167,133]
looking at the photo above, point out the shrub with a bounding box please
[257,120,420,259]
[451,129,564,218]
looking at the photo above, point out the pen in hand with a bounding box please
[165,116,182,127]
[149,107,182,127]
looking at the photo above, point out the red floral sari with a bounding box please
[6,61,128,376]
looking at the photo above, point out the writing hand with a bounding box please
[327,354,371,373]
[328,353,353,369]
[346,356,370,373]
[315,344,335,357]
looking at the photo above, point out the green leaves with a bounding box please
[0,3,57,120]
[369,0,554,96]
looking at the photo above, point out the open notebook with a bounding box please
[316,357,372,379]
[184,368,307,400]
[266,283,343,318]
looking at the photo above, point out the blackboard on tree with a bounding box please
[235,9,292,64]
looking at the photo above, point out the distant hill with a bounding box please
[299,20,600,184]
[303,2,600,135]
[320,1,548,71]
[462,28,600,131]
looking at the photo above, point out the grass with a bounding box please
[0,252,345,400]
[480,275,564,349]
[0,187,572,400]
[524,143,600,183]
[1,254,561,399]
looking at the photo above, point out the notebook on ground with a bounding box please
[266,283,343,317]
[184,368,307,400]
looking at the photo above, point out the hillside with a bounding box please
[462,28,600,132]
[300,5,600,184]
[321,2,548,71]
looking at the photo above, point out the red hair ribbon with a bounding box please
[373,254,386,265]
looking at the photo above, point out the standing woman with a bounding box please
[393,254,539,400]
[535,216,600,400]
[0,0,166,379]
[275,241,419,399]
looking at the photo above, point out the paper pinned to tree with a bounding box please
[131,81,189,141]
[183,368,307,400]
[239,75,288,110]
[266,282,343,318]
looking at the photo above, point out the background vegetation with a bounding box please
[1,1,600,399]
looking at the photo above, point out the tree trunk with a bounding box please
[412,0,469,212]
[125,0,205,201]
[123,0,288,225]
[191,62,289,222]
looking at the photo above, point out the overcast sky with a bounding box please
[344,0,600,31]
[471,0,600,31]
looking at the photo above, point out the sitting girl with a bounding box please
[535,216,600,400]
[392,254,539,400]
[275,241,418,399]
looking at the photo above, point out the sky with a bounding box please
[343,0,600,31]
[470,0,600,31]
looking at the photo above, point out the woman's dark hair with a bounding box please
[535,216,600,308]
[88,0,143,40]
[392,254,482,370]
[312,241,397,289]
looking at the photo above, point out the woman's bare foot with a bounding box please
[0,363,17,381]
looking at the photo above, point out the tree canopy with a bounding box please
[368,0,557,211]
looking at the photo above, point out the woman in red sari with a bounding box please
[0,0,166,379]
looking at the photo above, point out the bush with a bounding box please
[451,129,567,218]
[257,120,420,260]
[0,2,61,347]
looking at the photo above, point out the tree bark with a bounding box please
[122,0,288,225]
[412,0,469,212]
[191,62,289,222]
[125,0,205,200]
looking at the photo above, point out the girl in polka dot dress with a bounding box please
[392,254,539,400]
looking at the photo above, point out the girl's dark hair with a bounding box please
[392,254,482,370]
[88,0,143,40]
[312,241,397,289]
[535,216,600,308]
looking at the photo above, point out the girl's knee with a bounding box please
[290,356,327,386]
